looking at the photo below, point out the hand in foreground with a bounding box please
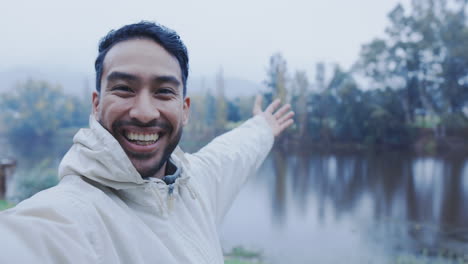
[252,95,295,137]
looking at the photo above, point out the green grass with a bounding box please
[224,246,263,264]
[225,260,259,264]
[0,200,14,210]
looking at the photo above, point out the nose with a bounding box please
[129,92,160,124]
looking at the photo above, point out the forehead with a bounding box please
[102,38,182,81]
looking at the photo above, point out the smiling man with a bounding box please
[0,21,294,263]
[94,37,190,179]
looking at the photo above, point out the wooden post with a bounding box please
[0,158,16,200]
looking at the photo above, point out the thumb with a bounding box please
[252,94,263,115]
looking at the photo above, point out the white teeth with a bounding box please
[126,132,159,142]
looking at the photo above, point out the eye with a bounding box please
[157,88,176,95]
[111,85,134,93]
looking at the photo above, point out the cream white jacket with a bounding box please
[0,115,274,264]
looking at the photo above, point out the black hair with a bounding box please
[94,21,189,96]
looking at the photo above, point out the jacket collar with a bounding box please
[58,115,188,190]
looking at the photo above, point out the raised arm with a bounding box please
[187,96,294,225]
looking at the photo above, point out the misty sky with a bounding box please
[2,0,410,83]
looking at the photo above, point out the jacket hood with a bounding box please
[58,116,188,190]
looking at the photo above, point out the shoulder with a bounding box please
[10,175,108,222]
[22,175,105,203]
[0,176,104,263]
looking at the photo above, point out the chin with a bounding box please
[131,157,166,178]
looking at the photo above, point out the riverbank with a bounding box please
[282,131,468,156]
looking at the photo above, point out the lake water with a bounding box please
[221,149,468,263]
[1,135,467,263]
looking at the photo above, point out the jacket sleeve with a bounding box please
[0,190,98,263]
[189,115,274,226]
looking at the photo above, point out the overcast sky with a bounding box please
[1,0,410,83]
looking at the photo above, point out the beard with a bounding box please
[132,127,183,178]
[99,118,183,178]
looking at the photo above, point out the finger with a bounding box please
[273,104,291,119]
[277,111,295,125]
[252,94,262,115]
[278,119,294,134]
[265,99,281,114]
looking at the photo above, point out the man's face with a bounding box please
[92,38,190,179]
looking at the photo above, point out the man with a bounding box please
[0,21,294,263]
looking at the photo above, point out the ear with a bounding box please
[92,91,100,119]
[182,96,190,126]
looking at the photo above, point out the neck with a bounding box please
[149,159,177,179]
[151,162,167,179]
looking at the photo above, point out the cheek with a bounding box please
[159,101,183,118]
[99,99,128,125]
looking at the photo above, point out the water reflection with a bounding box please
[222,149,468,263]
[271,150,287,226]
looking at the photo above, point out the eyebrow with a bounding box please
[107,71,181,87]
[107,71,138,83]
[154,75,181,87]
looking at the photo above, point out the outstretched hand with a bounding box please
[252,95,295,137]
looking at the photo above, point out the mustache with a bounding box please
[112,119,172,131]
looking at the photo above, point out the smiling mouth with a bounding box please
[124,131,160,146]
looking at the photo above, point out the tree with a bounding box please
[264,53,288,104]
[291,71,310,139]
[204,89,217,129]
[0,79,90,145]
[329,67,370,142]
[226,99,241,123]
[214,68,227,132]
[311,64,337,142]
[315,62,326,92]
[365,88,412,145]
[357,0,468,124]
[1,80,66,140]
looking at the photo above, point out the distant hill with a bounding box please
[0,68,264,99]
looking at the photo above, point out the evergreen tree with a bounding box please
[264,53,288,104]
[214,68,227,132]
